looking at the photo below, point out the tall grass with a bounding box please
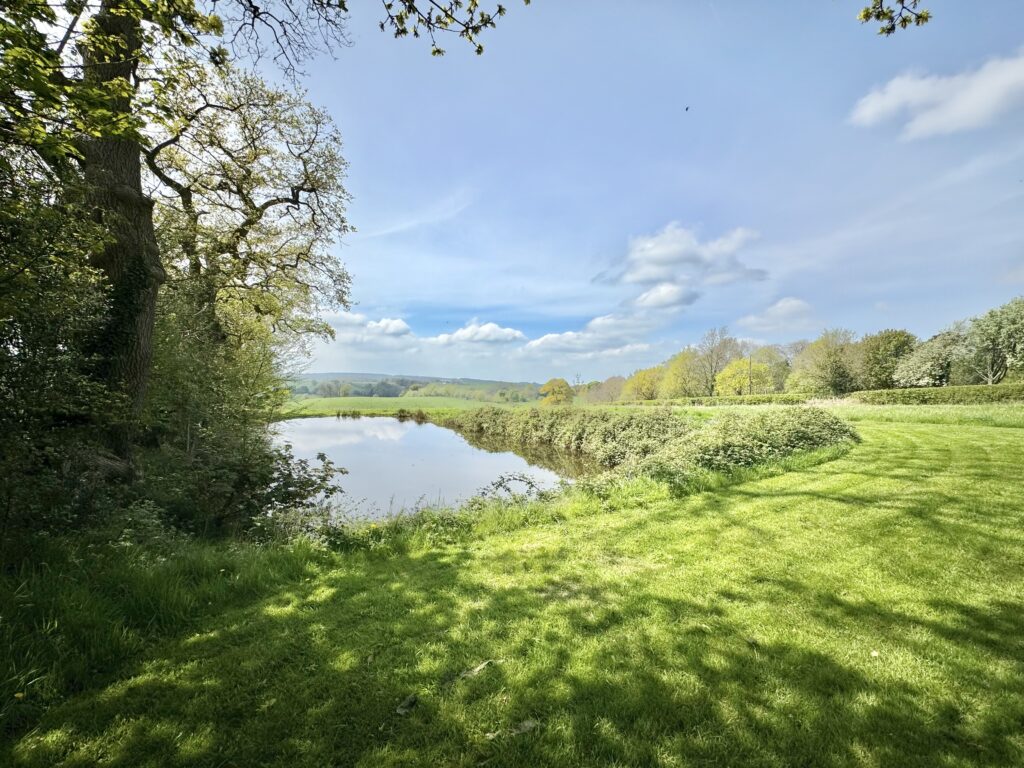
[1,535,328,737]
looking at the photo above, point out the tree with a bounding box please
[581,376,626,404]
[147,58,351,342]
[786,329,859,395]
[0,0,521,459]
[958,298,1024,385]
[858,329,918,390]
[694,328,741,396]
[963,314,1008,386]
[539,378,574,406]
[996,297,1024,371]
[753,345,791,392]
[859,1,932,35]
[657,349,703,399]
[715,359,774,396]
[0,161,113,530]
[893,329,964,388]
[622,367,662,401]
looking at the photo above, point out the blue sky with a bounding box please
[301,1,1024,381]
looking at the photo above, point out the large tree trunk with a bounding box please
[81,1,165,459]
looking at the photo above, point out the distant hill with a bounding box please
[294,372,540,387]
[290,372,541,403]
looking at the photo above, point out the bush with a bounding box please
[617,393,810,406]
[851,383,1024,405]
[442,406,859,496]
[441,407,700,470]
[637,408,859,494]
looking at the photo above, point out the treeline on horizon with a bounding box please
[577,296,1024,404]
[293,377,541,403]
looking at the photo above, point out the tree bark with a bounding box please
[81,0,165,458]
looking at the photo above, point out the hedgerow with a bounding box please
[441,407,700,469]
[442,406,859,494]
[851,383,1024,405]
[617,393,810,407]
[637,407,859,494]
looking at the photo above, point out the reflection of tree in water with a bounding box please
[459,433,597,479]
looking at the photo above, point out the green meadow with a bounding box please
[283,396,496,417]
[5,403,1023,767]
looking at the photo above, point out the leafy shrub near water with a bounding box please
[443,406,859,493]
[637,407,859,494]
[851,382,1024,405]
[441,407,700,469]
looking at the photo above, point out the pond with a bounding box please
[275,416,570,518]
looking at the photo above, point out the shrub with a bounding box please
[617,393,810,406]
[851,383,1024,405]
[442,406,859,497]
[442,407,699,469]
[637,408,859,494]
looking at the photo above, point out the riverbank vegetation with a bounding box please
[441,407,857,491]
[6,404,1022,766]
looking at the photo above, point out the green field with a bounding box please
[670,402,1024,430]
[6,405,1024,766]
[283,396,501,417]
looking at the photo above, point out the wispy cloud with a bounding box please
[523,313,656,356]
[737,297,815,334]
[850,50,1024,139]
[354,188,474,239]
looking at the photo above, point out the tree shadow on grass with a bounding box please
[10,535,1024,768]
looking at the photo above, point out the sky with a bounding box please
[298,1,1024,382]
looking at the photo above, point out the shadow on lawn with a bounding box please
[11,538,1024,768]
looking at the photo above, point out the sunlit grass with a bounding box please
[5,407,1024,766]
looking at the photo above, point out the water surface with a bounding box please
[276,416,566,518]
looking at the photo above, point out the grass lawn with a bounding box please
[8,408,1024,766]
[282,396,497,417]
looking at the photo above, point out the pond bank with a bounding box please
[10,412,1023,766]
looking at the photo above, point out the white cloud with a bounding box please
[850,50,1024,139]
[366,318,412,335]
[524,312,655,356]
[737,297,814,334]
[632,282,700,309]
[569,342,652,360]
[326,313,417,347]
[331,312,369,327]
[619,223,764,286]
[430,320,526,345]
